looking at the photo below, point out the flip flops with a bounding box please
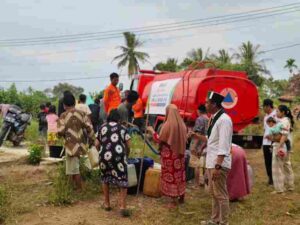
[120,209,131,217]
[101,204,112,211]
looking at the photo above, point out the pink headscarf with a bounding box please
[159,104,187,155]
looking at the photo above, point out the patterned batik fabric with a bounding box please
[57,108,95,156]
[160,145,186,197]
[98,122,131,188]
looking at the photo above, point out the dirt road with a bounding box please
[0,145,28,164]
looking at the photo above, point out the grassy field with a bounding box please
[0,129,300,225]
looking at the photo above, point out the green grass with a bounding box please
[49,162,73,206]
[24,120,40,144]
[130,134,160,162]
[49,158,101,206]
[0,186,10,224]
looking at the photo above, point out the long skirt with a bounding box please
[272,143,294,193]
[160,145,186,197]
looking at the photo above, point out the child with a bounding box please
[37,104,48,138]
[189,128,206,188]
[46,105,63,157]
[266,117,291,157]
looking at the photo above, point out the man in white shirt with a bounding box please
[76,94,92,117]
[192,91,233,225]
[262,99,277,185]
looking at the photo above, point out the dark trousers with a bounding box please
[133,118,144,131]
[263,145,273,183]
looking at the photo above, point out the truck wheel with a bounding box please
[0,125,10,147]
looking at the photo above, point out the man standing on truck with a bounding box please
[103,73,121,114]
[262,99,277,185]
[191,91,233,225]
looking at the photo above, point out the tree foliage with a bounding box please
[288,73,300,96]
[284,58,298,74]
[154,58,180,72]
[0,84,50,116]
[51,83,84,99]
[211,49,232,64]
[153,42,270,86]
[113,32,149,78]
[233,41,270,86]
[262,78,289,98]
[180,48,210,69]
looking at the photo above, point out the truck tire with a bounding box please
[0,124,10,147]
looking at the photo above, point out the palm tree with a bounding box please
[284,58,298,74]
[181,48,210,69]
[113,32,149,78]
[234,41,270,85]
[188,48,210,61]
[212,49,232,64]
[155,58,180,72]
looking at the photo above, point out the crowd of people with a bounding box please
[0,72,296,224]
[32,73,144,217]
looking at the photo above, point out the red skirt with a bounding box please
[160,145,186,197]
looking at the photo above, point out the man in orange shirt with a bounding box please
[132,97,144,130]
[103,73,121,114]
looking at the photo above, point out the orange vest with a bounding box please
[103,84,121,114]
[132,98,144,118]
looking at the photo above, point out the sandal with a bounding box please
[101,203,112,211]
[178,198,185,205]
[120,209,131,217]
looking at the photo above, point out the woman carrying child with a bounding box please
[266,105,295,194]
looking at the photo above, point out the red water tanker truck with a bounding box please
[130,62,262,148]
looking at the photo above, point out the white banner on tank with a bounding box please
[147,78,181,115]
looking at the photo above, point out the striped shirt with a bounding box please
[58,108,95,156]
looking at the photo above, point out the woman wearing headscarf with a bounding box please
[227,144,251,201]
[147,104,187,208]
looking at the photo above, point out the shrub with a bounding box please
[49,162,73,206]
[49,158,100,205]
[28,144,43,165]
[78,157,100,198]
[79,157,92,181]
[24,120,40,144]
[0,186,9,224]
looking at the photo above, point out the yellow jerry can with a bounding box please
[143,168,161,198]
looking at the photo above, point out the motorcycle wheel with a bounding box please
[0,124,10,147]
[13,141,21,147]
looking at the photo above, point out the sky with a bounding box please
[0,0,299,94]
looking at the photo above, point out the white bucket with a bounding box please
[127,164,138,187]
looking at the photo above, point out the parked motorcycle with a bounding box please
[0,105,32,147]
